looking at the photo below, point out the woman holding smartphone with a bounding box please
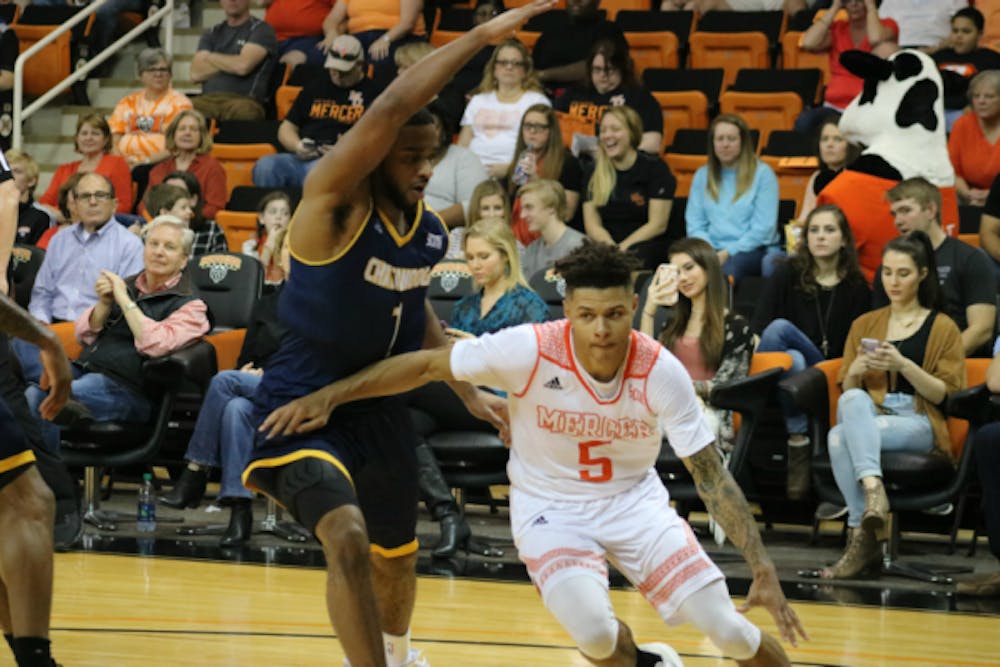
[820,231,965,579]
[640,237,753,454]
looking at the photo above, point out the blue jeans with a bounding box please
[25,367,151,454]
[723,247,766,284]
[828,389,934,527]
[252,153,318,188]
[11,338,43,385]
[182,370,259,500]
[90,0,147,53]
[757,318,826,435]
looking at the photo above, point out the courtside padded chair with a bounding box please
[428,260,475,323]
[211,120,282,199]
[9,244,44,310]
[408,381,509,515]
[528,267,566,320]
[781,358,990,583]
[654,352,794,513]
[643,68,723,151]
[186,251,263,375]
[60,340,218,532]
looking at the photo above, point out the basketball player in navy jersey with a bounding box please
[0,151,73,667]
[237,2,556,666]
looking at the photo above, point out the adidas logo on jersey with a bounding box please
[544,377,562,390]
[532,515,548,526]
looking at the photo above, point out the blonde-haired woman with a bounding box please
[686,113,780,283]
[459,39,551,177]
[448,218,549,337]
[583,105,675,270]
[39,113,133,218]
[147,109,228,219]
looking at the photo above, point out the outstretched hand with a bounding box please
[259,387,335,439]
[476,0,557,42]
[462,389,511,445]
[739,568,809,647]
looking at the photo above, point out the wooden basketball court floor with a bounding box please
[39,549,1000,667]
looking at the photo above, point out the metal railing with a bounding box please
[13,0,174,149]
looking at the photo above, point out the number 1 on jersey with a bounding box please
[385,304,403,357]
[578,440,612,482]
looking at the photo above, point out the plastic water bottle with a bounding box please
[511,145,537,187]
[137,473,157,533]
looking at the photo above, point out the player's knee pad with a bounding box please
[276,457,357,534]
[545,576,618,660]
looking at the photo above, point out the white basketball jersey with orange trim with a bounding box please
[450,320,715,501]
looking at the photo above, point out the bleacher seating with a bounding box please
[617,10,693,67]
[691,10,785,86]
[210,120,282,198]
[760,130,817,217]
[643,68,723,150]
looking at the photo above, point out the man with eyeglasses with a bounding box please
[532,0,627,90]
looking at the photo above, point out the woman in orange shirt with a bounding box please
[948,70,1000,206]
[38,114,133,220]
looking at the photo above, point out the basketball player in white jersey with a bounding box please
[260,241,809,667]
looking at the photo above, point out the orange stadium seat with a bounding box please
[651,91,707,154]
[275,85,301,121]
[599,0,650,21]
[642,68,722,151]
[782,30,830,87]
[689,32,769,88]
[624,31,679,78]
[211,143,277,199]
[215,210,259,253]
[719,91,802,148]
[431,8,473,48]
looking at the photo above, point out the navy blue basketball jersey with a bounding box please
[254,200,448,413]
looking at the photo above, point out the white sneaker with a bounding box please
[402,649,430,667]
[638,642,684,667]
[344,648,429,667]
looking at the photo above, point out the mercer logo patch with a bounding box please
[544,376,562,390]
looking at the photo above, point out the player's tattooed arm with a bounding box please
[683,445,771,572]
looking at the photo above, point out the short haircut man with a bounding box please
[878,176,997,355]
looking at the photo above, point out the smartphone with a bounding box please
[655,263,678,285]
[861,338,880,354]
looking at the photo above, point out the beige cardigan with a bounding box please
[838,308,966,459]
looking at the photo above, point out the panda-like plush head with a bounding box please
[838,49,958,188]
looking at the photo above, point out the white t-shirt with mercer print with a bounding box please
[450,319,714,501]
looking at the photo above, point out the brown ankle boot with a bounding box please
[821,527,882,579]
[861,480,890,541]
[786,440,811,500]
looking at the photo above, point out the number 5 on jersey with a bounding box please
[578,440,612,482]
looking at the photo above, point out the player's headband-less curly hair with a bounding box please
[554,240,641,292]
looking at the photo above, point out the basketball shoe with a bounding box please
[638,642,684,667]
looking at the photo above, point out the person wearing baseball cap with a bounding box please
[253,33,385,188]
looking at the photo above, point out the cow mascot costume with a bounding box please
[817,49,960,284]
